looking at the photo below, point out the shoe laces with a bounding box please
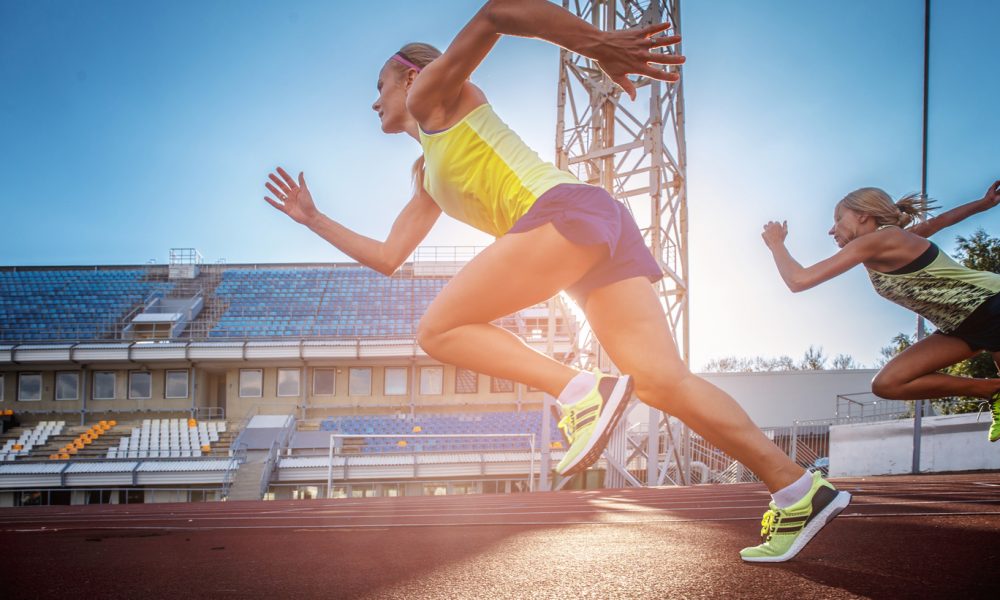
[557,408,576,444]
[759,508,779,542]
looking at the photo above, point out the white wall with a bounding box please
[830,413,1000,477]
[695,369,880,428]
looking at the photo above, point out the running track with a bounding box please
[2,472,998,599]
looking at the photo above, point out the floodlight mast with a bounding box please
[555,0,690,487]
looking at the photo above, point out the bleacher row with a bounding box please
[210,268,448,338]
[319,411,563,453]
[108,418,226,459]
[0,269,172,341]
[0,266,456,342]
[0,420,65,461]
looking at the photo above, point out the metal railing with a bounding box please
[221,443,248,499]
[324,433,536,498]
[835,392,911,424]
[257,417,296,499]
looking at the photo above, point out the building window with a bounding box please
[384,367,408,396]
[56,372,80,401]
[349,368,372,396]
[277,368,301,397]
[490,377,514,393]
[239,369,263,398]
[165,370,189,399]
[18,373,42,402]
[419,366,443,395]
[455,368,478,394]
[313,369,336,396]
[93,372,116,400]
[129,372,152,400]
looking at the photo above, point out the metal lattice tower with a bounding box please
[555,0,690,487]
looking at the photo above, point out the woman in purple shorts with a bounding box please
[262,0,848,562]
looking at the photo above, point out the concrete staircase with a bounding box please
[225,451,269,501]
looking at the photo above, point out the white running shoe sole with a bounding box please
[740,490,852,563]
[557,375,633,477]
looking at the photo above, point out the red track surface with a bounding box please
[2,472,999,599]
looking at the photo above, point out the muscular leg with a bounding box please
[872,334,1000,400]
[417,223,606,397]
[583,276,803,492]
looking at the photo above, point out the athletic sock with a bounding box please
[771,470,814,509]
[557,371,598,406]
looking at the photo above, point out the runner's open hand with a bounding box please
[592,21,685,100]
[264,167,319,226]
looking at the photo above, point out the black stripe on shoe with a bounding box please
[804,485,838,527]
[574,405,600,422]
[560,376,634,477]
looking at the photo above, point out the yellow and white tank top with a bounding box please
[867,242,1000,333]
[418,103,581,237]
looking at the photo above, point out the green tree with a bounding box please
[954,228,1000,273]
[832,353,858,370]
[876,333,913,368]
[799,345,827,370]
[703,349,844,372]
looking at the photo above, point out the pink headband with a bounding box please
[390,53,423,72]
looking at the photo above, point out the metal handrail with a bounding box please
[221,443,248,499]
[259,440,280,500]
[257,416,296,499]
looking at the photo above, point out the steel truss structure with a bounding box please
[555,0,690,487]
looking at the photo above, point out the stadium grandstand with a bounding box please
[0,248,586,506]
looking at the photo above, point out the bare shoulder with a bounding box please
[862,226,931,271]
[413,82,488,132]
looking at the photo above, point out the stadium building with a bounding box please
[0,249,587,506]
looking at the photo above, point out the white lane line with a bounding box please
[4,488,996,524]
[2,498,999,529]
[5,510,1000,533]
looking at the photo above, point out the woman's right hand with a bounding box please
[264,167,319,226]
[761,221,788,249]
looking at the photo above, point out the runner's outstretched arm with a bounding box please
[909,179,999,238]
[264,166,441,276]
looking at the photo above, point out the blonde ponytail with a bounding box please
[839,187,937,230]
[894,193,936,228]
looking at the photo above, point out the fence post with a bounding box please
[790,422,798,465]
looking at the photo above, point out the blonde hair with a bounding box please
[386,43,443,189]
[838,187,937,229]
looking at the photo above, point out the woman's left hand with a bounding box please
[592,21,685,100]
[761,221,789,249]
[981,179,1000,210]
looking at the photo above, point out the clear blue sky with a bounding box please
[1,0,997,369]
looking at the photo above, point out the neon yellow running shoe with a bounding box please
[740,470,851,563]
[555,372,633,477]
[989,395,1000,443]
